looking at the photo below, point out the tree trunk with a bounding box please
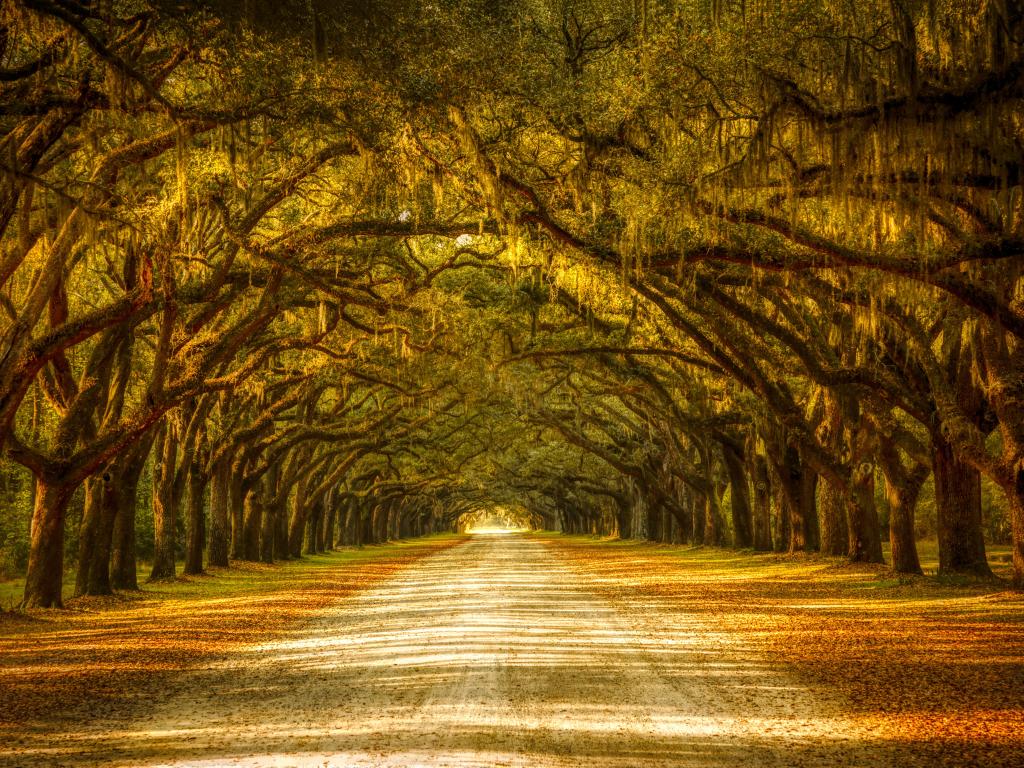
[376,503,389,543]
[365,503,380,545]
[355,499,367,544]
[816,390,847,556]
[885,475,923,575]
[111,442,150,591]
[691,491,705,544]
[846,463,884,563]
[306,501,321,553]
[774,444,809,552]
[260,462,281,563]
[1009,476,1024,590]
[229,456,247,560]
[260,496,277,564]
[22,478,74,608]
[705,487,726,546]
[800,465,820,551]
[208,457,231,567]
[316,502,328,550]
[647,497,662,542]
[615,501,631,539]
[818,481,849,556]
[241,484,262,561]
[85,470,119,595]
[877,439,924,575]
[390,504,402,541]
[324,500,336,550]
[149,422,178,581]
[274,489,289,558]
[750,456,773,551]
[932,436,991,576]
[78,469,121,596]
[74,476,106,597]
[287,477,310,557]
[774,482,790,552]
[675,484,693,544]
[978,320,1024,588]
[722,445,752,548]
[183,462,207,575]
[338,499,354,545]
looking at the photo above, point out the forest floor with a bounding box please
[0,536,461,764]
[547,535,1024,768]
[3,533,1021,767]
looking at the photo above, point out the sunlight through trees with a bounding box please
[0,0,1022,611]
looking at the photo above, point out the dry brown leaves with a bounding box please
[545,537,1024,768]
[0,538,460,735]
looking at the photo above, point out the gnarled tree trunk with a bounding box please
[818,482,849,557]
[184,460,208,575]
[149,421,178,581]
[845,462,884,564]
[22,477,75,608]
[932,436,991,576]
[750,456,773,551]
[207,456,231,567]
[111,440,151,590]
[722,444,753,548]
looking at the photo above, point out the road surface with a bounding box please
[16,533,897,767]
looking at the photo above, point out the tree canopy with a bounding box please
[1,0,1022,607]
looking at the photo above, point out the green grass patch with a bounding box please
[0,534,463,612]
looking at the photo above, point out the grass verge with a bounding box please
[0,535,464,732]
[543,534,1024,768]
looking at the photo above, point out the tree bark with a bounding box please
[86,470,119,595]
[22,478,74,608]
[111,441,151,590]
[324,493,337,550]
[288,476,310,557]
[691,491,705,544]
[817,481,849,556]
[149,421,178,581]
[183,461,207,575]
[722,444,753,548]
[885,474,923,575]
[845,462,884,563]
[816,390,847,556]
[207,456,231,567]
[773,481,790,552]
[273,486,289,559]
[774,444,811,552]
[77,468,121,596]
[260,497,277,564]
[229,455,247,560]
[877,439,924,575]
[241,483,263,561]
[932,436,991,576]
[800,464,820,551]
[1009,478,1024,590]
[74,476,106,597]
[258,461,281,563]
[750,456,773,551]
[705,487,726,546]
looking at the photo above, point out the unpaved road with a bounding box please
[11,533,901,767]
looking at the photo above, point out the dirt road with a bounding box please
[11,533,901,767]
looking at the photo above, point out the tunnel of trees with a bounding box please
[0,0,1022,609]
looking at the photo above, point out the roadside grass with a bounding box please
[545,533,1024,768]
[0,535,463,611]
[0,535,463,731]
[534,531,1015,585]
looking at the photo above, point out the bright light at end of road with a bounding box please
[465,525,527,535]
